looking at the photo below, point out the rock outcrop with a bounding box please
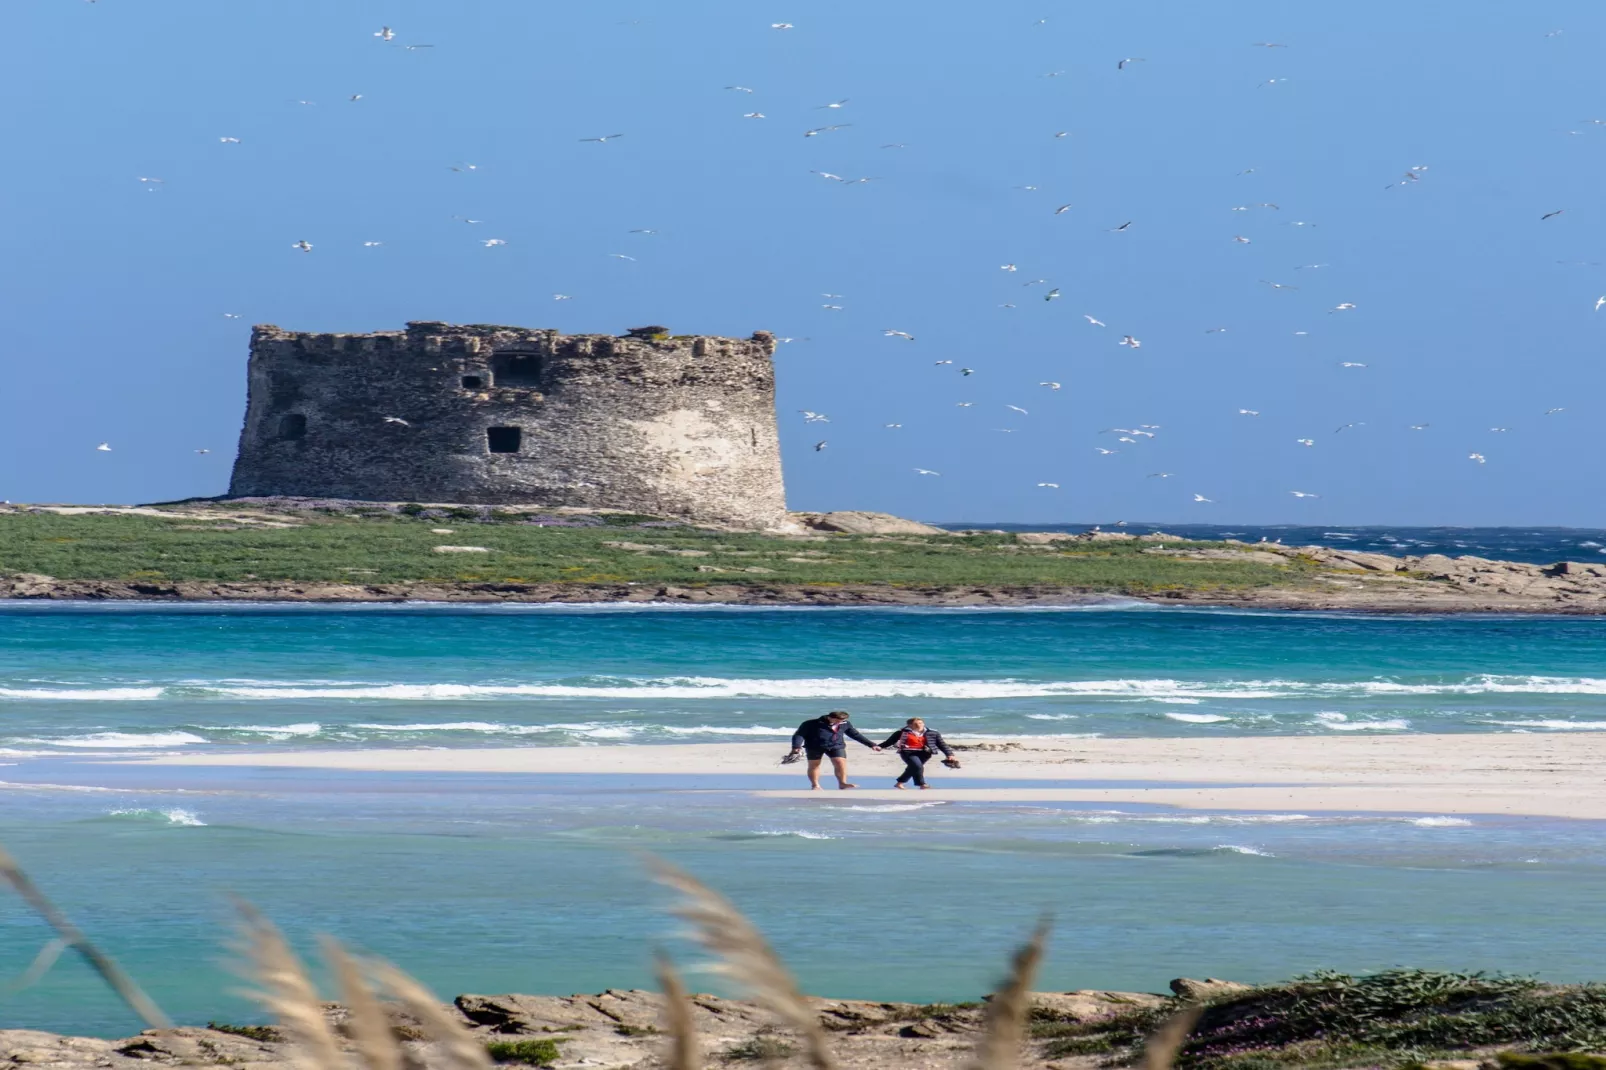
[792,511,949,536]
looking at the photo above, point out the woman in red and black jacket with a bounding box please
[879,717,955,790]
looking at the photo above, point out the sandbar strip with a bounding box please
[130,733,1606,820]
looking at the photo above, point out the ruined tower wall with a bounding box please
[227,322,788,529]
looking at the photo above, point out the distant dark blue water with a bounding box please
[940,524,1606,566]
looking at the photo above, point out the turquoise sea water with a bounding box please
[3,603,1606,1036]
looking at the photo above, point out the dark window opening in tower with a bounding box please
[487,426,523,453]
[491,352,542,387]
[461,375,484,389]
[278,413,307,440]
[751,427,757,448]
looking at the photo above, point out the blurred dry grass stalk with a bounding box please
[1,842,1199,1070]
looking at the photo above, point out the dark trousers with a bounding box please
[897,751,930,786]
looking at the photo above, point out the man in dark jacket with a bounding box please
[878,717,955,789]
[787,710,880,790]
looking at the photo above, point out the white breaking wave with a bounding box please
[1487,720,1606,731]
[5,673,1606,701]
[185,677,1301,700]
[1314,713,1409,731]
[1410,816,1473,827]
[203,723,324,737]
[1217,844,1274,856]
[0,687,164,701]
[753,829,836,840]
[11,731,208,748]
[107,807,207,826]
[1164,713,1232,723]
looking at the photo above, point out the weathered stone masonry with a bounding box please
[228,322,788,529]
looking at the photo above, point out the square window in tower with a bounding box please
[278,413,307,440]
[491,352,542,387]
[486,426,522,453]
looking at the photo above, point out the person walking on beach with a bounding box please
[787,710,880,790]
[879,717,956,790]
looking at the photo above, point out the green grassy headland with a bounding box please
[0,504,1315,594]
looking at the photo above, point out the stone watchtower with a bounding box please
[228,322,788,529]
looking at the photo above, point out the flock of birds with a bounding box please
[97,13,1598,512]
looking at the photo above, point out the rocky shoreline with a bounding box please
[5,536,1606,614]
[0,981,1241,1070]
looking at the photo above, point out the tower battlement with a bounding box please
[228,322,787,529]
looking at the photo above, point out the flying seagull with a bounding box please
[1117,57,1145,69]
[1006,404,1028,415]
[1095,448,1118,455]
[1469,453,1486,464]
[1289,491,1319,498]
[95,442,112,452]
[813,440,827,451]
[1037,482,1060,488]
[914,468,940,476]
[382,416,411,426]
[1542,209,1565,220]
[1297,438,1314,447]
[580,134,625,143]
[1054,204,1073,215]
[1039,381,1061,390]
[883,329,915,340]
[1045,288,1061,301]
[1084,314,1105,326]
[1119,335,1141,348]
[291,240,312,252]
[1192,493,1212,503]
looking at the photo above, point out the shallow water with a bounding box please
[5,766,1606,1038]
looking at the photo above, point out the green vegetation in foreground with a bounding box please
[484,1039,563,1065]
[1034,970,1606,1070]
[0,506,1318,594]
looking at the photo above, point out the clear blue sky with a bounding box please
[4,0,1602,524]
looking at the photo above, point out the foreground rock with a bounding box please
[0,987,1166,1070]
[6,971,1594,1070]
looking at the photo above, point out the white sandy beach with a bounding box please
[137,733,1606,820]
